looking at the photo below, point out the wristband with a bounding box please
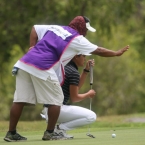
[84,69,90,72]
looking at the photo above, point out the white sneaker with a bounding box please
[54,125,74,139]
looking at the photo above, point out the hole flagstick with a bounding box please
[86,60,95,138]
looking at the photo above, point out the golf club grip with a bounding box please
[90,64,93,86]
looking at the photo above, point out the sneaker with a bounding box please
[54,125,74,139]
[42,131,67,140]
[4,131,27,142]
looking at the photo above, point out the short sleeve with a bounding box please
[69,35,98,54]
[68,71,80,86]
[34,25,50,41]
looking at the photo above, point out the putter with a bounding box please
[86,61,95,138]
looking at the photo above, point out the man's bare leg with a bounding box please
[4,102,27,142]
[46,105,60,131]
[9,102,25,131]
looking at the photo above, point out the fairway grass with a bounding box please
[0,113,145,145]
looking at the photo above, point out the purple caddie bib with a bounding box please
[20,25,79,70]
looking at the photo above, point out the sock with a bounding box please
[46,130,54,133]
[57,125,60,130]
[9,130,16,135]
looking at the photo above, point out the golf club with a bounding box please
[86,60,95,138]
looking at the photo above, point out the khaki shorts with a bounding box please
[14,69,64,106]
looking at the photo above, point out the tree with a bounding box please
[0,0,145,120]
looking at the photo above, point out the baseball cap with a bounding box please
[77,52,92,56]
[83,16,96,32]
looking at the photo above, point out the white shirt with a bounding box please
[14,25,98,83]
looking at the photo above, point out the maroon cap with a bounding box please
[69,16,96,36]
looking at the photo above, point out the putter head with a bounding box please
[86,133,95,138]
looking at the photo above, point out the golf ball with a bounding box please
[112,133,116,138]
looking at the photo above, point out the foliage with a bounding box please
[0,0,145,120]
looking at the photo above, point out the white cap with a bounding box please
[86,22,96,32]
[77,52,92,56]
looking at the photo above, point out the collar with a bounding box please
[68,60,78,70]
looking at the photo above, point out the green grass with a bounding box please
[0,113,145,145]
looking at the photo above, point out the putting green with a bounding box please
[0,127,145,145]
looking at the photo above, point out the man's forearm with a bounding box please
[92,45,129,57]
[92,47,117,57]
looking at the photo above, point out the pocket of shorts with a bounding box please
[52,82,62,93]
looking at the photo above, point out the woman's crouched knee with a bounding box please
[87,111,97,123]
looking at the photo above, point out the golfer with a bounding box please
[4,16,129,142]
[41,56,96,139]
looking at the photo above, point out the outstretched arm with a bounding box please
[91,45,129,57]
